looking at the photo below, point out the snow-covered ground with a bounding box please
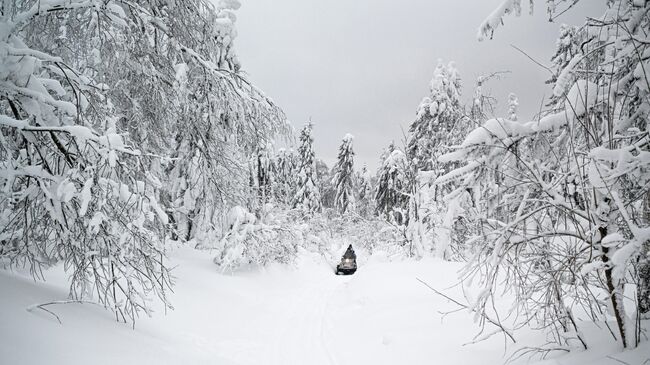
[1,247,648,364]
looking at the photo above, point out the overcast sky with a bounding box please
[235,0,604,171]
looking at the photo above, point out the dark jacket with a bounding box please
[342,245,356,260]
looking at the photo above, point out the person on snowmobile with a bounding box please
[343,244,356,261]
[336,244,357,275]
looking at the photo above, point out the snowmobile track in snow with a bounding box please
[268,272,352,365]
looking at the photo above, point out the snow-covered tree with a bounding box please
[0,0,287,322]
[375,148,409,225]
[378,141,396,166]
[316,159,336,209]
[544,24,586,103]
[441,0,650,350]
[135,0,286,244]
[507,92,518,121]
[356,165,374,218]
[273,148,298,206]
[404,61,471,258]
[406,60,463,172]
[333,134,356,215]
[293,123,321,213]
[0,0,174,323]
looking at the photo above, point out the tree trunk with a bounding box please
[600,226,629,348]
[639,191,650,316]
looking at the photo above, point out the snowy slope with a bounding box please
[1,248,648,364]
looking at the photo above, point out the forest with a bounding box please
[0,0,649,364]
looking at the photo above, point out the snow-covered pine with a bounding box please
[333,134,356,215]
[316,158,336,210]
[292,123,322,214]
[406,60,463,172]
[374,147,409,225]
[405,61,470,259]
[507,92,519,121]
[545,24,587,108]
[355,164,374,218]
[273,148,298,206]
[377,141,396,168]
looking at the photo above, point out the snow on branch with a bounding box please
[477,0,528,41]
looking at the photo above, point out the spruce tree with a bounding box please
[273,148,298,206]
[333,134,356,214]
[356,165,374,218]
[507,92,519,121]
[292,123,322,213]
[374,148,409,225]
[406,60,462,172]
[316,160,336,209]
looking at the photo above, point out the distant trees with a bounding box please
[356,165,374,218]
[375,147,409,225]
[316,159,336,210]
[407,60,463,172]
[390,60,471,258]
[507,92,518,121]
[333,134,355,214]
[293,123,322,213]
[273,148,298,206]
[250,144,275,206]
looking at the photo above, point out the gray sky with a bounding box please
[235,0,604,171]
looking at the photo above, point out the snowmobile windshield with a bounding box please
[340,258,356,269]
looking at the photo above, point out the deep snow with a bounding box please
[1,247,648,364]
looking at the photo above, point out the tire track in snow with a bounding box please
[268,271,352,365]
[320,278,348,365]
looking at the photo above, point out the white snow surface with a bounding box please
[1,247,649,365]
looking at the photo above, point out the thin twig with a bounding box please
[416,277,517,343]
[606,355,631,365]
[26,300,101,324]
[510,44,553,74]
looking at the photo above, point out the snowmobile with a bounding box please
[336,245,357,275]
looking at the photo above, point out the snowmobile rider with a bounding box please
[343,244,356,261]
[336,244,358,275]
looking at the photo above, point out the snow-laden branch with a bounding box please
[477,0,525,41]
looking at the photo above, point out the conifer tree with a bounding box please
[273,148,298,206]
[375,148,409,225]
[333,134,356,214]
[507,92,518,121]
[292,123,321,213]
[406,60,463,172]
[356,165,374,218]
[316,159,336,209]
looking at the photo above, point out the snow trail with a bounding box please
[2,247,649,364]
[269,275,339,364]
